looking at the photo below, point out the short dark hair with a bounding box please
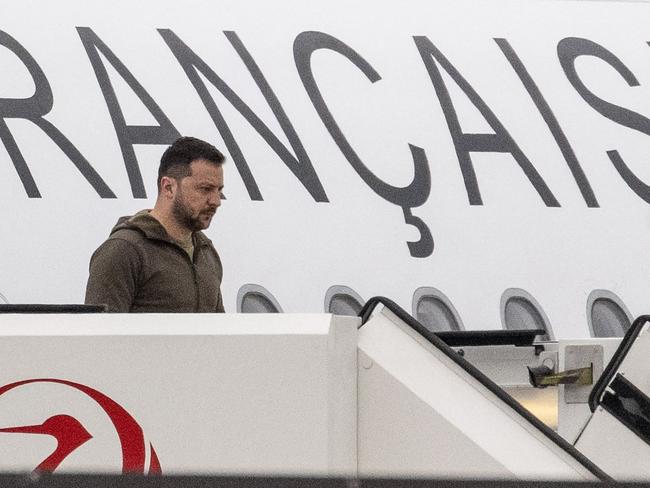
[158,136,225,192]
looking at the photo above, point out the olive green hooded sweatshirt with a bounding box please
[85,210,224,313]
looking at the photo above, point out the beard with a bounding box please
[171,193,214,232]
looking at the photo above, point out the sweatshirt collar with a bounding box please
[113,210,213,247]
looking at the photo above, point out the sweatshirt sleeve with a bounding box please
[215,290,225,313]
[85,238,141,313]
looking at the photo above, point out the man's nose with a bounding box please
[209,191,222,207]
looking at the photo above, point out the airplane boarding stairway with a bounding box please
[0,302,649,480]
[356,298,607,481]
[575,315,650,479]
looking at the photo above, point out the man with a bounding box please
[85,136,226,312]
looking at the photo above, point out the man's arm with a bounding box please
[215,291,225,313]
[85,239,141,312]
[212,246,225,313]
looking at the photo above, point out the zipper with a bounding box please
[192,241,200,312]
[159,239,200,312]
[192,262,199,312]
[150,234,203,312]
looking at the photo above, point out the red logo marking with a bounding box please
[0,379,161,474]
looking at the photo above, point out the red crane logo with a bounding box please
[0,379,161,474]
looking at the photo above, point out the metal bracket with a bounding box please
[528,364,592,388]
[565,344,604,404]
[527,345,604,404]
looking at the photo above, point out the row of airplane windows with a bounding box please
[237,285,633,339]
[0,287,631,339]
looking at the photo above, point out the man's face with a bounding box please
[171,159,224,232]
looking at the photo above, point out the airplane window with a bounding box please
[324,286,365,316]
[587,290,632,337]
[412,287,463,332]
[237,284,283,313]
[501,289,553,341]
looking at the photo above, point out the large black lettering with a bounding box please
[158,29,326,202]
[496,38,598,208]
[413,36,559,207]
[294,31,433,258]
[77,27,181,199]
[558,37,650,203]
[0,30,114,198]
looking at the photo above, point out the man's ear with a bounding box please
[159,176,177,198]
